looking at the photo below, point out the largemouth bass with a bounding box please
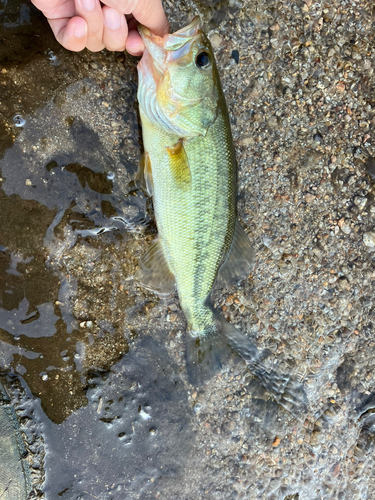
[136,17,256,385]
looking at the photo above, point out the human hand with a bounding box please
[31,0,169,55]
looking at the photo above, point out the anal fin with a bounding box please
[136,151,154,196]
[215,219,254,288]
[135,238,175,296]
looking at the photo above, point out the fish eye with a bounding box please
[195,51,211,69]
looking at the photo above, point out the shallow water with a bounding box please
[1,1,375,499]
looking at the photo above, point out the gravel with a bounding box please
[0,0,375,499]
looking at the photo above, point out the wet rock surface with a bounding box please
[1,0,375,499]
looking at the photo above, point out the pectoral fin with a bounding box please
[215,219,254,288]
[135,238,175,296]
[166,139,191,188]
[136,151,154,196]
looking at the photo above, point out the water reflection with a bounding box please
[0,6,151,423]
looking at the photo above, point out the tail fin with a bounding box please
[186,315,308,420]
[185,321,233,387]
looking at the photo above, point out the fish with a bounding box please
[135,16,259,386]
[135,17,308,417]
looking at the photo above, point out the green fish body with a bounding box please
[137,18,254,384]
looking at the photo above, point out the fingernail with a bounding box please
[74,19,87,38]
[104,9,121,30]
[81,0,96,12]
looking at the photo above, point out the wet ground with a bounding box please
[1,0,375,499]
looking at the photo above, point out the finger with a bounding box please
[102,6,128,51]
[102,0,169,36]
[32,0,76,20]
[75,0,105,52]
[48,16,88,52]
[125,29,144,56]
[132,0,169,36]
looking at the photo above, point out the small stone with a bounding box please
[167,313,177,322]
[363,134,370,144]
[225,296,234,306]
[305,193,316,203]
[273,437,281,447]
[338,219,351,234]
[363,59,372,70]
[86,320,93,328]
[363,232,375,248]
[231,50,240,64]
[253,112,264,123]
[267,115,278,128]
[336,81,346,93]
[239,137,254,146]
[25,179,32,186]
[354,196,367,210]
[269,23,279,31]
[209,33,223,48]
[341,223,351,235]
[328,48,335,57]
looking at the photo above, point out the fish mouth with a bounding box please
[138,16,201,47]
[138,17,202,77]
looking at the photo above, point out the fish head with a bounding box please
[137,17,220,137]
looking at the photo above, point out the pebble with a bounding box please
[267,115,278,128]
[210,34,223,49]
[305,194,316,203]
[25,179,32,186]
[336,81,346,93]
[363,232,375,248]
[341,222,351,235]
[354,197,367,210]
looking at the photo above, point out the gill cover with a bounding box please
[137,17,219,137]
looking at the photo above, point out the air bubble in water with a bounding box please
[193,402,203,413]
[13,114,25,127]
[47,50,60,66]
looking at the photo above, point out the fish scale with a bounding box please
[145,106,235,331]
